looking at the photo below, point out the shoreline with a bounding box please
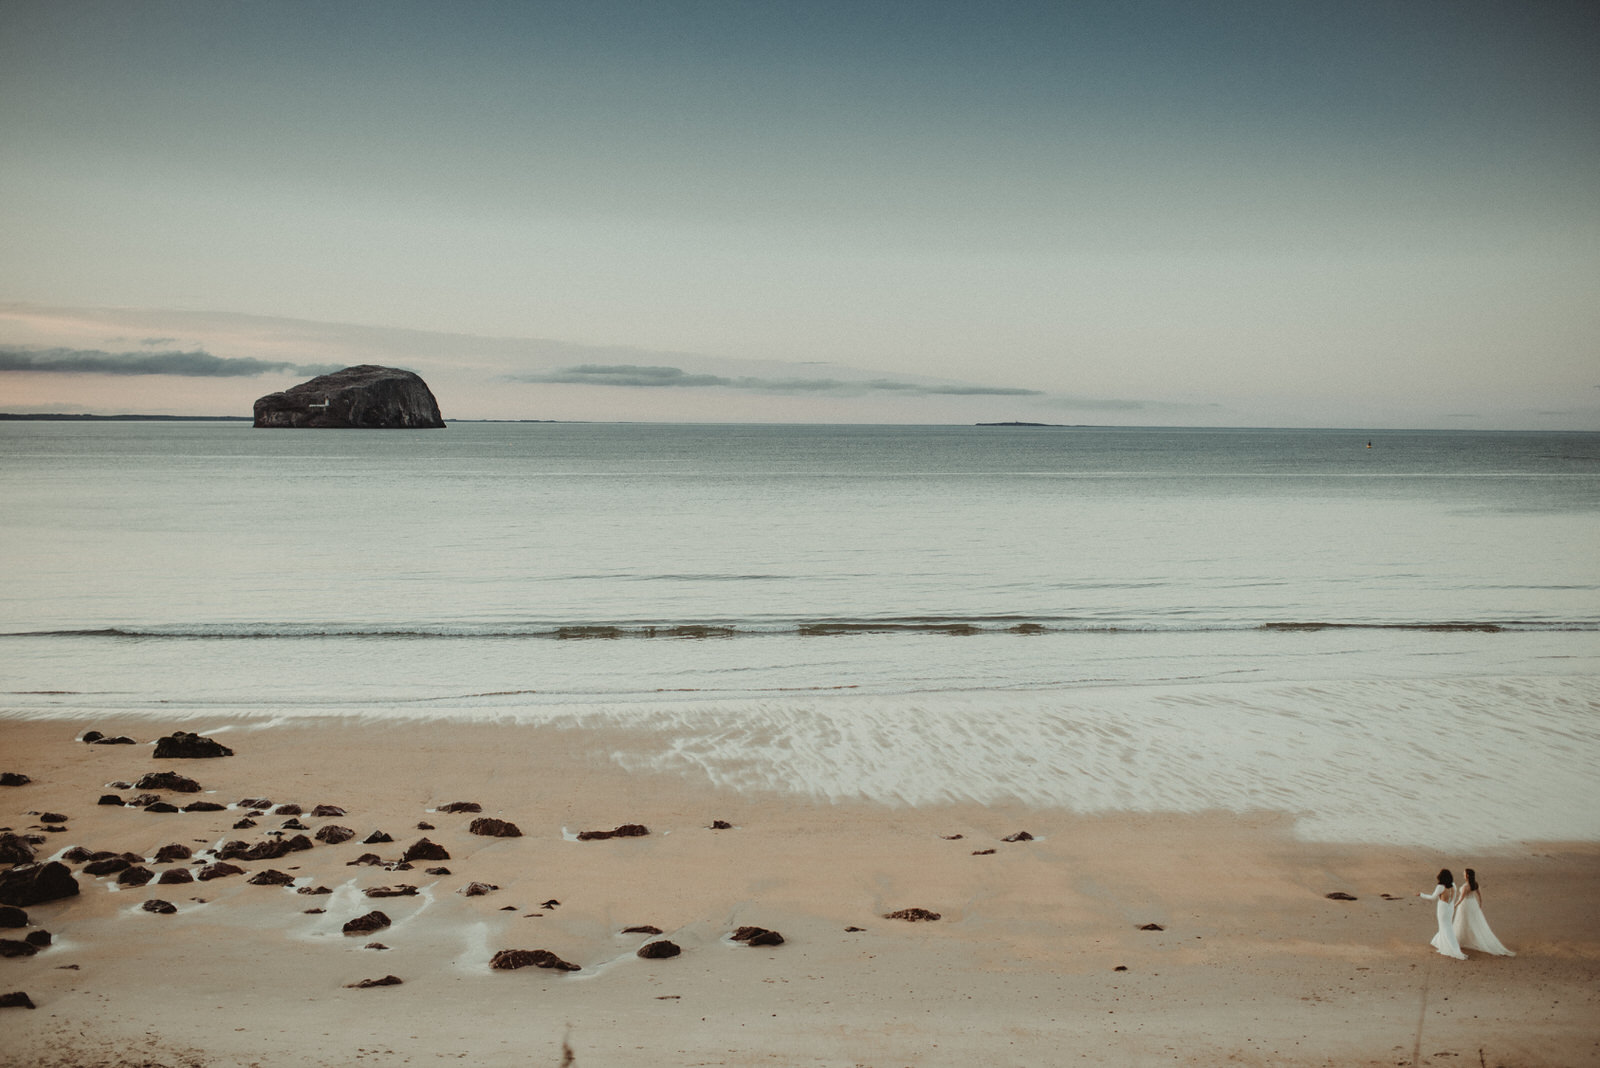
[2,714,1597,1067]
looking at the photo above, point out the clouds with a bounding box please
[515,363,1044,398]
[0,346,340,378]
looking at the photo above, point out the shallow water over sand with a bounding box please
[3,421,1596,846]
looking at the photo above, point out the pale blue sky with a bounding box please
[1,1,1596,425]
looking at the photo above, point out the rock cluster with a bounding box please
[152,731,234,759]
[576,824,649,841]
[731,926,785,946]
[343,911,392,936]
[0,863,79,908]
[490,948,580,972]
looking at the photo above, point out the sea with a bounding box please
[3,421,1597,848]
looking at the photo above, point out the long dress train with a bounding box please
[1452,890,1514,956]
[1420,884,1466,959]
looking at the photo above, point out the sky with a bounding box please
[1,0,1596,427]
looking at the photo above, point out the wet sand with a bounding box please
[1,715,1597,1067]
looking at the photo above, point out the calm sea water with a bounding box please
[3,422,1597,846]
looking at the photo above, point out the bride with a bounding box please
[1452,868,1515,956]
[1419,869,1467,959]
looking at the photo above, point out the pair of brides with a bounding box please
[1420,868,1515,959]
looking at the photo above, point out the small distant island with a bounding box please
[253,365,444,429]
[975,421,1068,427]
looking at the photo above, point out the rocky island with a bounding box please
[252,365,444,429]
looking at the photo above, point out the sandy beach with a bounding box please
[1,715,1596,1068]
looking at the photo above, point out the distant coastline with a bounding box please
[0,412,253,421]
[0,413,564,422]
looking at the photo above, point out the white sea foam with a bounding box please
[588,676,1600,849]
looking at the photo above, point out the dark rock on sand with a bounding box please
[183,801,227,813]
[23,930,50,947]
[468,818,522,838]
[36,812,68,825]
[436,801,482,814]
[154,843,192,864]
[218,835,313,862]
[82,857,132,877]
[576,824,649,841]
[129,793,162,808]
[142,899,177,914]
[232,818,257,829]
[144,802,180,813]
[312,805,346,818]
[0,907,26,928]
[621,925,662,935]
[972,848,997,855]
[0,939,38,958]
[1002,831,1034,842]
[0,834,36,865]
[296,885,333,896]
[0,990,36,1009]
[490,948,580,972]
[81,731,104,743]
[364,885,418,898]
[59,846,94,865]
[238,798,272,810]
[253,365,445,430]
[363,831,393,844]
[347,975,403,988]
[1326,892,1358,901]
[196,862,246,881]
[281,818,308,830]
[637,940,681,959]
[116,866,154,887]
[273,804,302,816]
[157,868,194,885]
[711,820,733,829]
[97,794,124,806]
[401,838,450,862]
[459,882,498,897]
[94,736,136,746]
[730,926,785,946]
[315,825,356,844]
[1138,923,1165,931]
[342,911,391,936]
[134,771,202,793]
[417,822,435,830]
[153,731,234,759]
[0,774,31,787]
[425,867,450,876]
[348,853,384,866]
[247,870,297,886]
[884,908,941,922]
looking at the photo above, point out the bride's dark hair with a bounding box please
[1437,869,1453,888]
[1464,868,1478,891]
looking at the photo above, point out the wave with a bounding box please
[3,616,1594,640]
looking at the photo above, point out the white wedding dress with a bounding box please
[1420,884,1467,959]
[1452,890,1515,956]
